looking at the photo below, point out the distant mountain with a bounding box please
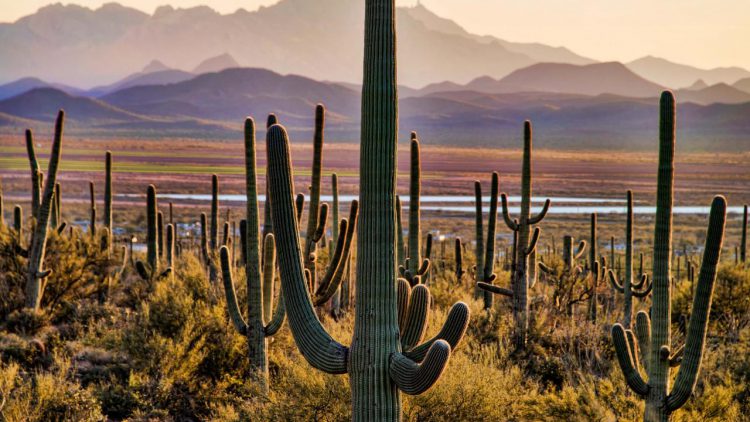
[428,62,665,98]
[734,77,750,94]
[193,54,241,74]
[0,87,147,123]
[627,56,750,89]
[0,0,595,88]
[1,68,749,151]
[0,77,84,100]
[685,79,709,91]
[88,61,194,97]
[402,4,594,66]
[101,67,361,127]
[675,83,750,105]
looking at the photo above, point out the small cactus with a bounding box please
[608,190,652,328]
[455,238,465,282]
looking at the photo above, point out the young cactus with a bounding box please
[135,185,170,282]
[399,133,431,285]
[611,92,726,421]
[24,111,65,310]
[480,121,550,349]
[455,237,465,282]
[265,4,469,416]
[608,190,652,328]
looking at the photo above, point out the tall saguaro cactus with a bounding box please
[741,204,747,264]
[480,121,550,349]
[562,236,586,271]
[135,185,170,282]
[400,132,430,285]
[612,92,726,422]
[104,151,113,242]
[25,110,65,310]
[608,190,652,328]
[266,2,469,418]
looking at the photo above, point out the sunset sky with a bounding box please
[2,0,748,70]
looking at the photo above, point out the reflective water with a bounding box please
[118,194,741,215]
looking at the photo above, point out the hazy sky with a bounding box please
[2,0,748,69]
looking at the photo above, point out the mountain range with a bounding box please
[2,1,748,90]
[1,66,749,151]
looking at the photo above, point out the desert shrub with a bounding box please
[0,358,103,422]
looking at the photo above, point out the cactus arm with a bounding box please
[538,261,554,275]
[135,260,151,281]
[264,291,286,336]
[528,199,550,224]
[267,124,348,374]
[311,203,329,243]
[401,284,430,349]
[404,302,469,362]
[396,195,405,264]
[397,278,411,332]
[612,324,650,396]
[625,329,640,369]
[25,129,41,217]
[313,218,350,305]
[608,269,625,293]
[574,240,587,261]
[634,311,651,372]
[313,201,358,305]
[220,246,249,335]
[631,281,652,298]
[477,282,513,297]
[667,196,726,412]
[632,273,648,290]
[389,340,451,395]
[500,193,519,232]
[415,258,431,278]
[525,227,541,255]
[295,193,305,225]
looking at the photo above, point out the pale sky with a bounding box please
[2,0,748,70]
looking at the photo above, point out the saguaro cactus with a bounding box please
[608,190,652,328]
[265,2,469,418]
[590,213,597,269]
[612,92,726,422]
[25,111,65,310]
[455,238,465,282]
[210,174,219,251]
[89,181,97,238]
[135,185,170,282]
[476,173,499,309]
[741,204,747,264]
[302,104,329,290]
[104,152,113,241]
[480,121,550,349]
[400,133,430,285]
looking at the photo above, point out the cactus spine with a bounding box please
[219,117,287,391]
[265,2,469,418]
[608,190,652,328]
[481,121,550,349]
[25,110,64,310]
[611,92,726,421]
